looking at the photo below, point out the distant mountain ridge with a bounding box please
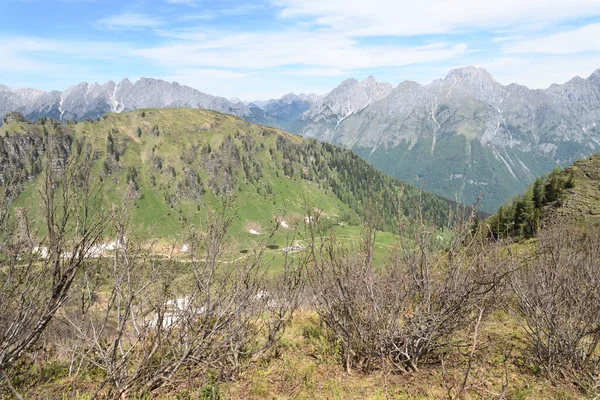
[291,67,600,211]
[0,78,275,126]
[3,67,600,211]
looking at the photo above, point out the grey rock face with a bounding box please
[0,78,266,125]
[297,76,393,140]
[297,66,600,211]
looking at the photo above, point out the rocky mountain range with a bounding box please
[0,78,276,127]
[290,67,600,211]
[2,67,600,211]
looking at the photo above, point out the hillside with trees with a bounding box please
[0,109,462,241]
[486,152,600,240]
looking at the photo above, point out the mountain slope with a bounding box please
[297,67,600,212]
[0,109,461,243]
[551,153,600,225]
[485,152,600,239]
[292,76,393,139]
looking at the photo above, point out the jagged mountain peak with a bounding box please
[563,75,586,86]
[332,77,360,91]
[445,65,494,81]
[298,76,393,141]
[0,77,270,125]
[395,80,424,90]
[587,69,600,82]
[330,75,390,94]
[430,65,499,90]
[426,65,504,106]
[362,75,377,84]
[278,92,320,103]
[301,65,600,212]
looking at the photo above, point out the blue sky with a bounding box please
[2,0,600,100]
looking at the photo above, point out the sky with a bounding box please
[2,0,600,100]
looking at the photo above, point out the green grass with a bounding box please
[556,152,600,227]
[3,108,457,256]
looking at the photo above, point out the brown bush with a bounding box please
[306,203,507,374]
[58,203,305,398]
[0,145,112,399]
[512,220,600,389]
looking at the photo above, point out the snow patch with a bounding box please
[33,246,49,259]
[335,110,353,128]
[58,93,65,120]
[515,154,533,179]
[249,229,260,235]
[282,243,306,254]
[493,149,517,179]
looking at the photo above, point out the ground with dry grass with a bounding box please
[210,311,584,400]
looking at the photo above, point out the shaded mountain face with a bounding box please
[295,67,600,212]
[260,93,321,130]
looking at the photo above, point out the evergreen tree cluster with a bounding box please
[275,136,463,231]
[487,167,574,239]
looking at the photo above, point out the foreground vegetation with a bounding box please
[2,113,600,399]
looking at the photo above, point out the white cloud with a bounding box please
[166,0,200,5]
[0,37,130,59]
[137,29,467,70]
[160,67,330,100]
[4,0,600,100]
[492,35,523,43]
[0,36,135,89]
[505,23,600,54]
[481,55,600,88]
[168,68,254,81]
[282,67,347,76]
[272,0,600,36]
[177,13,216,21]
[98,12,163,30]
[220,3,267,15]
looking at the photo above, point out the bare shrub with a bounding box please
[61,204,304,398]
[306,203,506,374]
[0,143,111,399]
[512,220,600,388]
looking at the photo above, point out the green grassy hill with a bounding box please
[0,108,463,249]
[555,153,600,226]
[485,152,600,239]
